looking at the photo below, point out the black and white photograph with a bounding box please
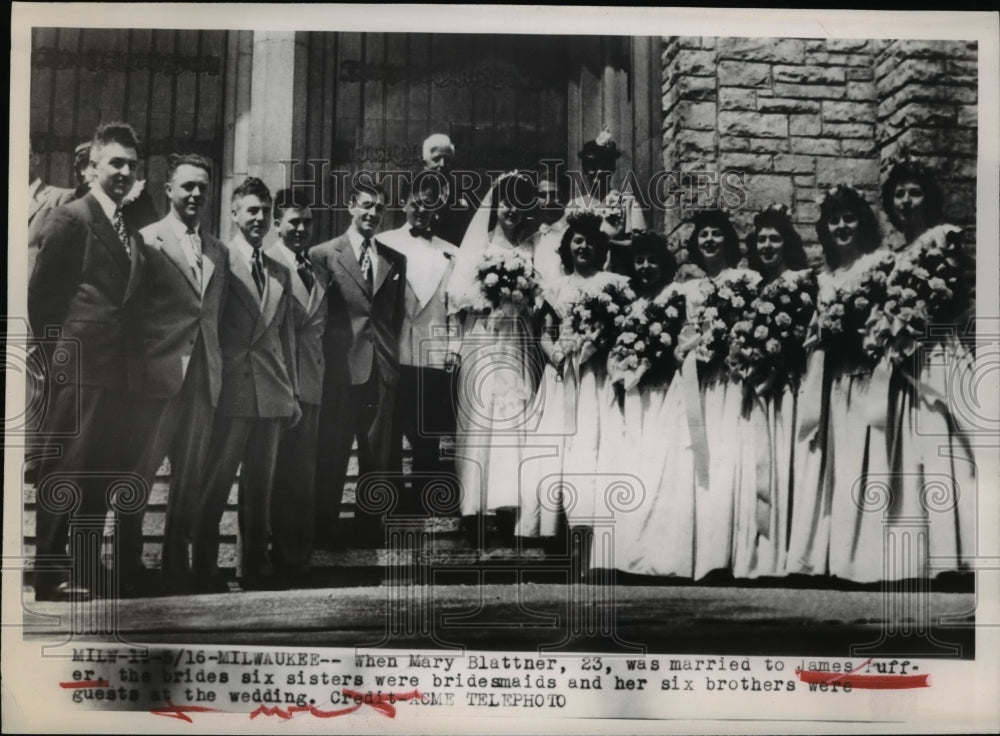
[4,4,999,733]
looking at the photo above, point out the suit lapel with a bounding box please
[372,240,393,296]
[200,247,216,296]
[336,240,370,296]
[84,194,132,275]
[124,230,144,302]
[253,253,285,343]
[29,186,45,221]
[158,225,202,296]
[227,240,263,316]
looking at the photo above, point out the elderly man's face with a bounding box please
[424,145,455,175]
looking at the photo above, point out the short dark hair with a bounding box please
[231,176,272,207]
[166,153,212,182]
[881,158,944,232]
[403,169,447,204]
[558,210,610,274]
[91,122,140,159]
[685,209,742,270]
[273,187,314,219]
[746,207,807,274]
[629,230,678,286]
[816,185,881,269]
[350,172,387,206]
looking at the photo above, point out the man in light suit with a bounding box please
[191,177,299,589]
[266,188,326,577]
[312,180,406,544]
[379,175,460,515]
[27,136,74,277]
[124,153,229,590]
[28,122,145,602]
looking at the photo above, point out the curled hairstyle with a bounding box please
[231,176,272,207]
[166,153,212,181]
[686,209,741,270]
[746,207,807,274]
[881,159,944,231]
[816,185,881,269]
[558,211,610,274]
[629,230,678,288]
[488,171,538,239]
[91,122,140,159]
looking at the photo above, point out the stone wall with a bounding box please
[661,36,978,266]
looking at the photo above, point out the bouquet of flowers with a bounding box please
[864,227,967,365]
[564,277,636,364]
[726,270,818,397]
[694,273,760,369]
[475,248,539,316]
[609,289,688,390]
[816,250,896,368]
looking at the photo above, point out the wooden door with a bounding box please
[30,27,228,233]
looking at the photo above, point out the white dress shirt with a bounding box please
[347,225,378,283]
[233,231,268,305]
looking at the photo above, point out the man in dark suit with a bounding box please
[191,177,299,589]
[123,153,229,590]
[312,180,406,544]
[28,122,145,602]
[266,189,326,577]
[27,136,74,276]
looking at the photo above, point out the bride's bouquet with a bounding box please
[609,289,688,390]
[474,248,539,317]
[816,250,895,368]
[727,270,818,397]
[564,277,636,365]
[694,273,760,369]
[864,227,966,366]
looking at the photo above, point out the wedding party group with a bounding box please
[25,119,977,602]
[448,151,977,588]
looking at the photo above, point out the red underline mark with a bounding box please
[250,689,422,720]
[59,679,109,689]
[150,700,224,723]
[795,658,931,690]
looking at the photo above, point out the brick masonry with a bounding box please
[661,36,979,267]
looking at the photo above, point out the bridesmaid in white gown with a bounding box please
[877,159,976,580]
[730,205,812,579]
[519,211,626,542]
[785,185,887,581]
[631,210,759,579]
[605,231,684,575]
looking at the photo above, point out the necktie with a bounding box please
[186,227,202,283]
[360,238,373,289]
[112,206,131,257]
[409,226,432,240]
[251,248,266,297]
[295,250,315,292]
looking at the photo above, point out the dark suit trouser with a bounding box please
[192,416,282,578]
[271,402,320,572]
[122,370,215,577]
[390,365,457,515]
[315,364,396,539]
[33,384,138,591]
